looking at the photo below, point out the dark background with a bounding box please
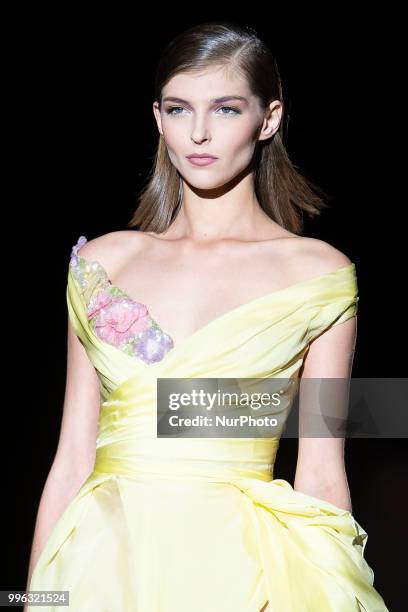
[5,12,405,611]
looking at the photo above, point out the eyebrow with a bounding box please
[162,95,249,105]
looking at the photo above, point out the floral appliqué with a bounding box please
[69,235,174,364]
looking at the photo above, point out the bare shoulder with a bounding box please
[287,236,354,279]
[74,230,149,272]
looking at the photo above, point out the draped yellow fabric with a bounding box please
[27,259,389,611]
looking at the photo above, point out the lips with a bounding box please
[187,156,218,166]
[187,154,218,159]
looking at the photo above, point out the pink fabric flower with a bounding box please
[87,289,114,319]
[92,295,151,346]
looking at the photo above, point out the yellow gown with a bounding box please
[27,236,389,611]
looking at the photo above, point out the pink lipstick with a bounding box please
[186,153,218,167]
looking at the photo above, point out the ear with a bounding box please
[259,101,282,142]
[153,100,163,136]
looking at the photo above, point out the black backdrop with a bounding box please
[5,13,406,611]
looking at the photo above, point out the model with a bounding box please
[25,21,388,611]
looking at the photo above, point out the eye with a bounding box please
[165,106,184,116]
[218,106,241,115]
[165,105,241,116]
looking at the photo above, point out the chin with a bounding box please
[185,176,229,190]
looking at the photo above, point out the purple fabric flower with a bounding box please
[70,235,88,267]
[134,327,174,363]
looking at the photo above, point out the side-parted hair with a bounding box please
[128,21,329,234]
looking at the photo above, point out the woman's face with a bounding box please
[153,65,280,189]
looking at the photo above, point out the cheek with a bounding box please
[222,128,258,168]
[227,130,255,154]
[161,119,184,148]
[217,117,260,159]
[162,128,182,157]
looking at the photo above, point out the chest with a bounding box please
[111,247,291,346]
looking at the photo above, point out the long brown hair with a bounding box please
[128,21,329,234]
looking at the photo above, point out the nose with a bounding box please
[191,115,211,144]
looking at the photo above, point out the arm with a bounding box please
[294,313,357,512]
[25,317,101,595]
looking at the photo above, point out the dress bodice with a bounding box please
[67,235,359,398]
